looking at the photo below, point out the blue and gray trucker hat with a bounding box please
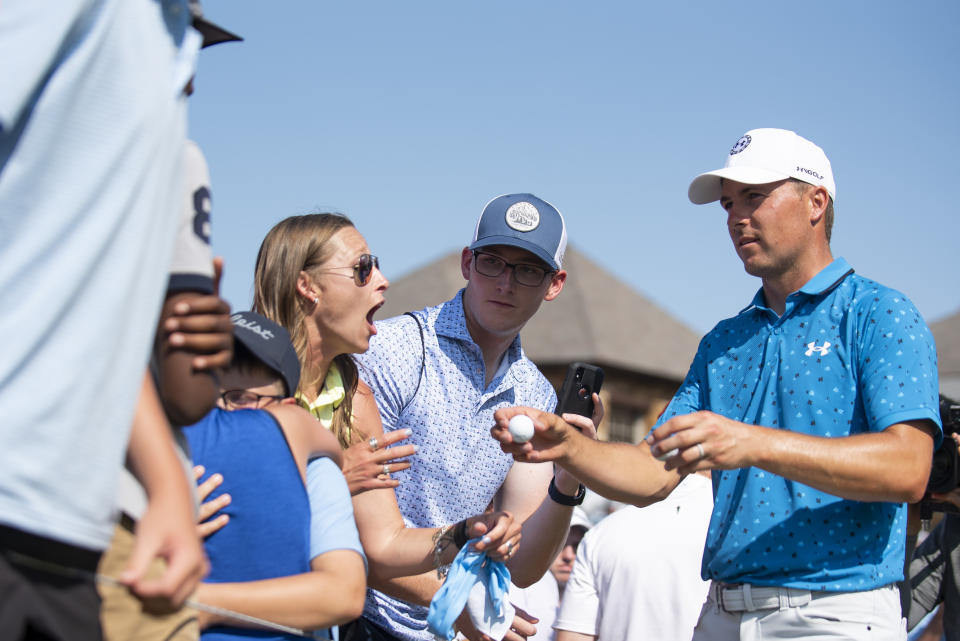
[469,193,567,271]
[230,311,300,396]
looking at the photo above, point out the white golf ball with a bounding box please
[508,414,535,444]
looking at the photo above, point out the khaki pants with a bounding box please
[98,522,199,641]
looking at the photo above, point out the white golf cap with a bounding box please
[687,128,836,205]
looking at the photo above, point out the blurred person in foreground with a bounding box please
[98,5,240,639]
[0,2,207,639]
[493,129,941,640]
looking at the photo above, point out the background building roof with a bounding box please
[933,309,960,374]
[377,245,701,381]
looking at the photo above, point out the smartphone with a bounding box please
[555,362,604,418]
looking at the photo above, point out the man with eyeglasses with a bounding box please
[352,194,595,641]
[0,2,209,637]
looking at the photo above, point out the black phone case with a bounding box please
[555,362,604,418]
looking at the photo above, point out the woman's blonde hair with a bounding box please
[252,213,362,447]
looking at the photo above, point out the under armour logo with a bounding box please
[805,341,832,357]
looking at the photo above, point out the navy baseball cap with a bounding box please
[230,311,300,396]
[469,193,567,271]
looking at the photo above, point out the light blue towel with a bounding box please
[427,540,512,641]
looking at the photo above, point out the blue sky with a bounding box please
[190,1,959,334]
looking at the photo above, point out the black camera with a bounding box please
[920,394,960,515]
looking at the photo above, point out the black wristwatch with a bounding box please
[548,476,585,506]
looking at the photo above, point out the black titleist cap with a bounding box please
[230,311,300,396]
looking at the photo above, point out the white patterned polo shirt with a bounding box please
[356,289,556,640]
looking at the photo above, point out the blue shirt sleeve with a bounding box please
[306,456,366,570]
[855,288,942,439]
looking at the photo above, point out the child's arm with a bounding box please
[194,550,365,631]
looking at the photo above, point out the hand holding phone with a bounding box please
[555,362,604,419]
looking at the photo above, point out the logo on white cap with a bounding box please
[505,202,540,232]
[730,135,752,155]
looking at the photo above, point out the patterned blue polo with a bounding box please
[656,257,941,591]
[355,289,557,641]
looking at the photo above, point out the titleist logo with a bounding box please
[232,315,275,340]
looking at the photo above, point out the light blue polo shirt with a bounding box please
[0,0,199,550]
[656,257,941,591]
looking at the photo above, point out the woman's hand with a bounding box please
[341,428,416,496]
[462,510,522,563]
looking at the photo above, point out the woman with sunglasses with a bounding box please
[254,214,388,456]
[251,213,521,585]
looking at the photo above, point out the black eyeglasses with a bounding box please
[472,251,553,287]
[220,390,285,410]
[315,253,380,287]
